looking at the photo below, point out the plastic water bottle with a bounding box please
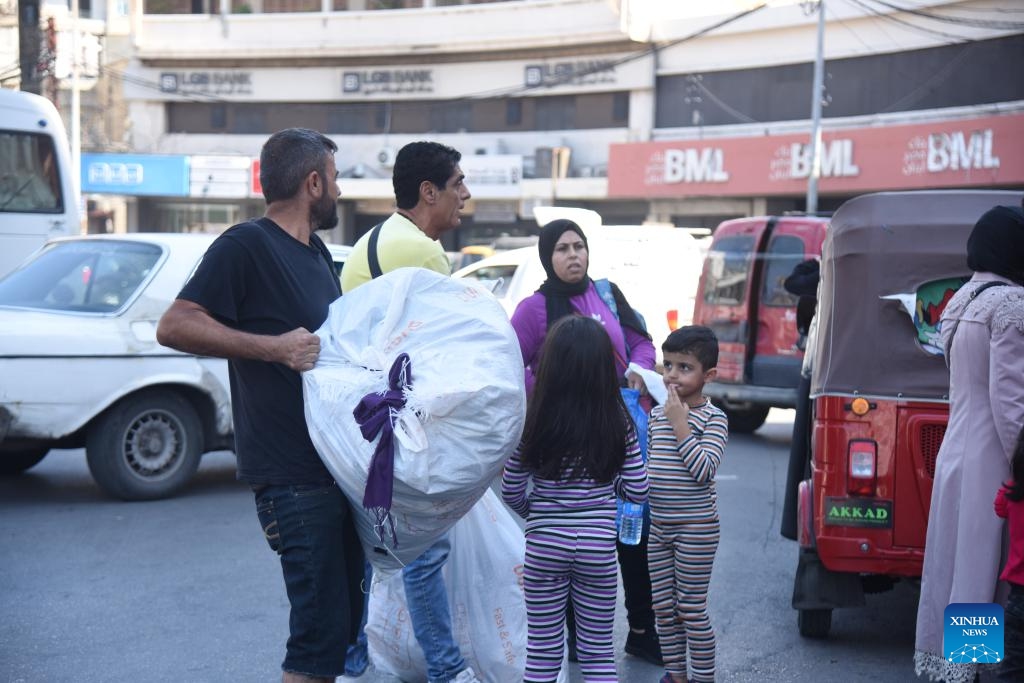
[618,501,644,545]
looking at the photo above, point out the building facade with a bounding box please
[12,0,1022,244]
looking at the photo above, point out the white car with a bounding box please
[0,233,348,500]
[453,225,705,353]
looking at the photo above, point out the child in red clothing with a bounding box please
[995,423,1024,682]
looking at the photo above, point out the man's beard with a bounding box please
[311,193,339,232]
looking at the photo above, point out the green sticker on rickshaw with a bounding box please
[915,277,969,356]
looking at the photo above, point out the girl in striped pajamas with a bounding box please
[647,326,729,683]
[501,315,649,683]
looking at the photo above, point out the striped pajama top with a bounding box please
[501,427,649,534]
[647,397,729,524]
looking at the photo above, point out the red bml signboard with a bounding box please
[250,159,262,197]
[608,112,1024,198]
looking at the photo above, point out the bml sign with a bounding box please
[927,129,1000,172]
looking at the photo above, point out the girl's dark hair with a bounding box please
[1008,423,1024,502]
[518,315,631,482]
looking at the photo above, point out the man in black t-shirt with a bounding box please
[157,128,363,683]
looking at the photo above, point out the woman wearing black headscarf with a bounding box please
[511,219,655,394]
[915,204,1024,683]
[510,218,662,666]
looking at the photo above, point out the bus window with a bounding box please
[0,132,64,214]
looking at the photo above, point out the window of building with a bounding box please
[429,101,471,133]
[506,99,522,126]
[232,108,266,134]
[534,96,574,131]
[210,104,226,130]
[163,91,630,136]
[612,92,629,122]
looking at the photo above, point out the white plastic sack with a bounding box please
[303,268,526,576]
[365,488,531,683]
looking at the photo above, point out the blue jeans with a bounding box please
[402,535,467,683]
[344,561,372,677]
[254,483,359,679]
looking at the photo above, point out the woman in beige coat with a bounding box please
[915,204,1024,682]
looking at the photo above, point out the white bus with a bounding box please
[0,88,79,278]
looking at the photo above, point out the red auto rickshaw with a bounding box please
[789,189,1024,638]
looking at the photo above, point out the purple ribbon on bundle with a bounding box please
[353,352,412,546]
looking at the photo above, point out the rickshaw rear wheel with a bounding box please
[798,608,832,639]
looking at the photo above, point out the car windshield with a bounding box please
[461,264,518,297]
[0,239,163,313]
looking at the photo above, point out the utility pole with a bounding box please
[70,0,82,203]
[18,0,42,93]
[806,0,825,214]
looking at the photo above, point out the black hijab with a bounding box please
[967,205,1024,286]
[536,219,650,340]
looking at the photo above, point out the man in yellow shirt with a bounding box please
[342,141,480,683]
[341,141,470,293]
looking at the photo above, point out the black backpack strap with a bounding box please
[367,222,385,280]
[969,280,1010,300]
[944,280,1011,362]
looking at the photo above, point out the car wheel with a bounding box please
[86,390,202,501]
[798,608,832,639]
[721,404,770,434]
[0,448,49,475]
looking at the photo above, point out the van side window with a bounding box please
[0,131,63,214]
[761,235,805,307]
[703,235,755,305]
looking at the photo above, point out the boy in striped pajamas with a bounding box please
[646,326,729,683]
[501,316,649,682]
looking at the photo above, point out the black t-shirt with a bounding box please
[178,218,341,485]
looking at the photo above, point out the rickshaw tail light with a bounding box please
[847,440,877,496]
[667,309,679,331]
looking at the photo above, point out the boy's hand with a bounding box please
[663,386,692,442]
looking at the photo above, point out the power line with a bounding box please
[691,77,759,124]
[845,0,975,42]
[464,3,768,101]
[99,64,230,103]
[863,0,1024,29]
[878,40,976,112]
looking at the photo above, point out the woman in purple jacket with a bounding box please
[510,218,662,665]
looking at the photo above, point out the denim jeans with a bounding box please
[402,534,467,683]
[254,482,358,679]
[344,561,372,677]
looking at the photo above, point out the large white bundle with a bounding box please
[365,489,529,682]
[303,267,526,576]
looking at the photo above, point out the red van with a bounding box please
[692,215,829,432]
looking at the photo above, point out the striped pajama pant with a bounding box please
[648,520,720,682]
[522,525,619,682]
